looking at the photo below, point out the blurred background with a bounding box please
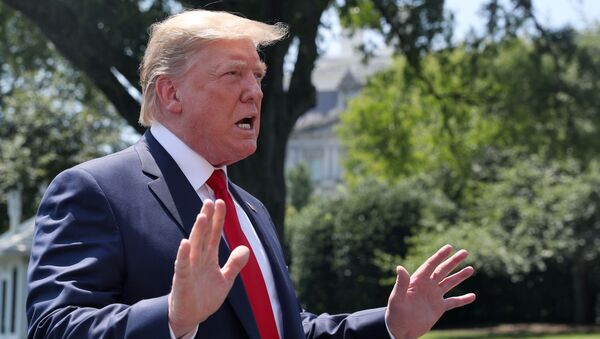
[1,0,599,338]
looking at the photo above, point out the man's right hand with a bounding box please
[168,199,250,337]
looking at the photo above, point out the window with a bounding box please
[0,266,19,335]
[11,267,17,334]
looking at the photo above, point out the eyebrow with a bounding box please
[221,60,267,75]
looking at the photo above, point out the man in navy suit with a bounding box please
[26,9,475,339]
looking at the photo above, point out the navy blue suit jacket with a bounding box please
[26,132,389,338]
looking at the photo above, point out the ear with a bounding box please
[155,75,182,114]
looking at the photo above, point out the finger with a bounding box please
[189,200,214,261]
[190,200,213,247]
[389,265,410,302]
[444,293,476,311]
[413,244,453,278]
[171,240,191,307]
[221,245,250,283]
[174,239,191,276]
[431,249,469,282]
[199,199,216,252]
[207,199,226,259]
[439,266,475,293]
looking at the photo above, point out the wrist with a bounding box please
[168,293,198,338]
[169,319,196,339]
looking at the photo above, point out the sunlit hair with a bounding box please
[138,9,288,126]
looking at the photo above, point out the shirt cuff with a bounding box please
[169,324,199,339]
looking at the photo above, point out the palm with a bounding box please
[385,245,476,339]
[168,200,249,337]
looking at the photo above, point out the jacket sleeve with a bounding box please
[26,167,170,339]
[301,307,391,338]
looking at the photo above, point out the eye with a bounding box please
[254,72,265,83]
[224,70,239,77]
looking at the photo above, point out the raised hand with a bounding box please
[168,199,250,337]
[385,245,476,339]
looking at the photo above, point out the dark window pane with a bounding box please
[11,268,17,334]
[1,279,6,334]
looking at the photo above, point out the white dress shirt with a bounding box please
[151,123,283,339]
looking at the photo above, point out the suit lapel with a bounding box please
[136,131,201,236]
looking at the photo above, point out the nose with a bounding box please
[240,74,263,104]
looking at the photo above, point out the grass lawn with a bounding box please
[422,324,600,339]
[423,330,600,338]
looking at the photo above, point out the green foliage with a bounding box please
[288,179,455,313]
[286,162,314,211]
[395,155,600,324]
[336,0,449,66]
[288,196,338,312]
[473,157,600,276]
[0,4,129,231]
[337,52,501,194]
[481,37,600,162]
[338,31,600,199]
[404,155,600,275]
[335,7,600,322]
[331,158,588,325]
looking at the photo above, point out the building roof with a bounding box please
[311,52,391,91]
[0,216,35,256]
[291,49,392,134]
[291,109,340,134]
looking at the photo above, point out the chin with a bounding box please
[219,147,256,166]
[240,148,257,160]
[238,145,257,159]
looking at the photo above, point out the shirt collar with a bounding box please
[150,122,226,190]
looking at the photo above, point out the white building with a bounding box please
[285,40,392,193]
[0,189,32,339]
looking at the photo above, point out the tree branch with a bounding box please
[3,0,144,132]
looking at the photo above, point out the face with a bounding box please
[173,39,265,166]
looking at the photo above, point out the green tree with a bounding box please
[288,197,338,312]
[404,155,600,324]
[338,29,600,196]
[288,179,455,313]
[336,1,600,325]
[286,162,314,211]
[337,52,501,194]
[0,4,129,231]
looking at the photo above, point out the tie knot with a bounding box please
[207,169,228,195]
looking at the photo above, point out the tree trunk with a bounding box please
[2,0,146,132]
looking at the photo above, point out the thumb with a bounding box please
[222,245,250,282]
[391,265,410,300]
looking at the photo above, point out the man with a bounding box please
[26,9,475,339]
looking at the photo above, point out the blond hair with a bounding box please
[138,10,288,126]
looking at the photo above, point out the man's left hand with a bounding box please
[385,244,476,339]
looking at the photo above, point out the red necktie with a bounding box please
[206,170,280,339]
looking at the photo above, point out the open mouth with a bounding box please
[235,117,254,130]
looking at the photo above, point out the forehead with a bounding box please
[191,39,264,70]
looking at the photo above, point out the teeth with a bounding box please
[237,123,251,129]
